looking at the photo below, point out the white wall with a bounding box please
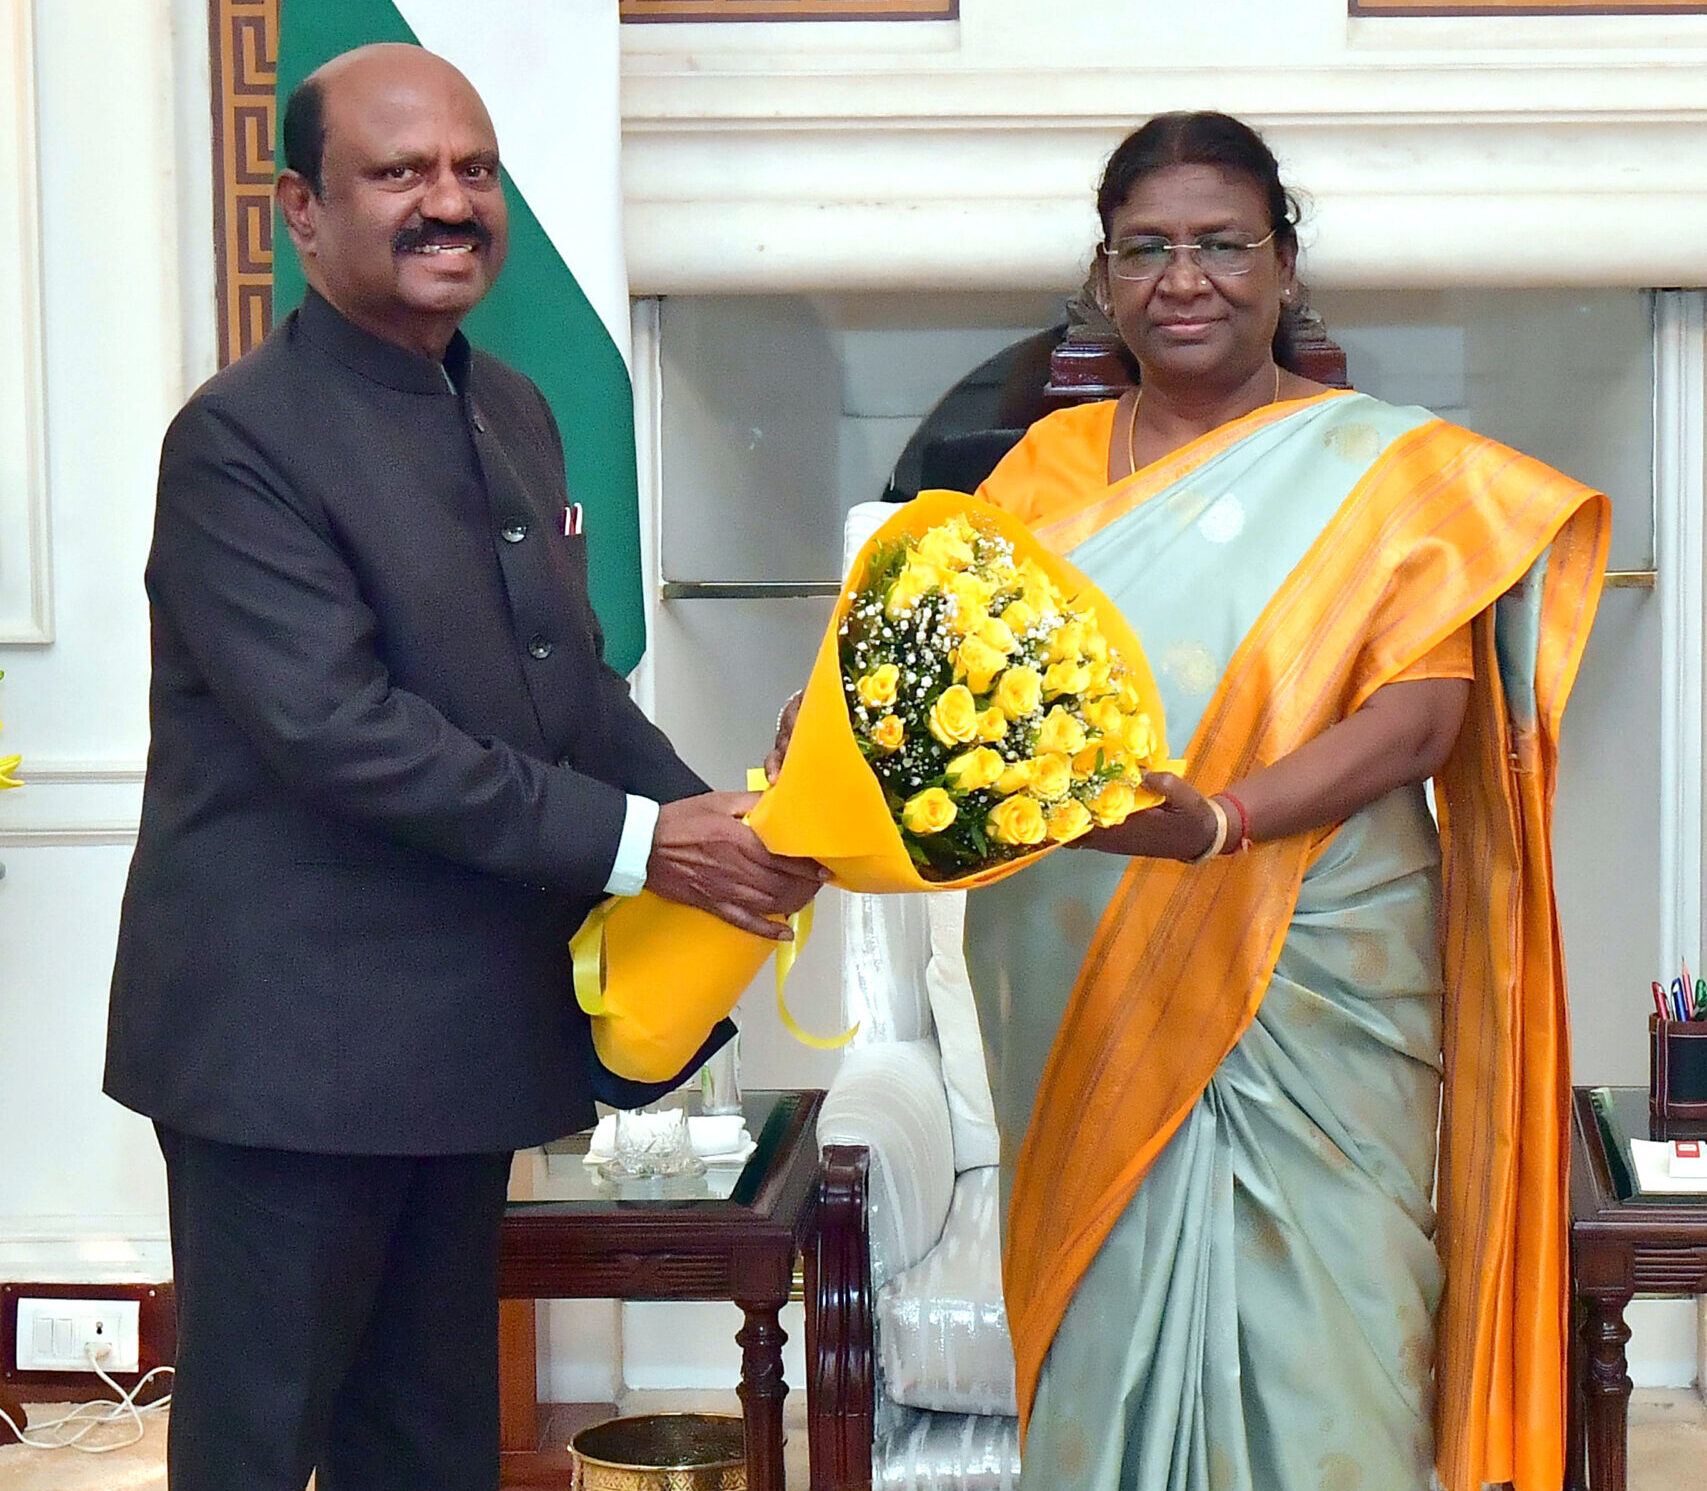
[620,0,1707,293]
[0,0,183,1284]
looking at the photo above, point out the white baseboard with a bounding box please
[0,1219,170,1282]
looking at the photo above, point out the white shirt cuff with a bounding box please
[603,793,660,898]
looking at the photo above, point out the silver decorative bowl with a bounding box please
[569,1412,746,1491]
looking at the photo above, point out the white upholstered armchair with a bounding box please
[810,503,1022,1491]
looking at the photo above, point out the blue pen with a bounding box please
[1672,977,1693,1022]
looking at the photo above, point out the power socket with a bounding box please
[13,1297,140,1374]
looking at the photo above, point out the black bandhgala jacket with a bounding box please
[107,290,723,1153]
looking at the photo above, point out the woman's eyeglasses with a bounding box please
[1104,228,1278,282]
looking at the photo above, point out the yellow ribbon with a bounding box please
[744,768,856,1051]
[571,897,615,1017]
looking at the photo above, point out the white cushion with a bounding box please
[843,892,934,1047]
[876,1167,1017,1417]
[843,500,896,573]
[924,893,1002,1171]
[820,1040,957,1290]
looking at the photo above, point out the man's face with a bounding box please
[280,52,509,357]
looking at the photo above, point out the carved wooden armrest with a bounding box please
[808,1143,874,1491]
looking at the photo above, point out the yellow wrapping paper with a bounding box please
[572,489,1173,1082]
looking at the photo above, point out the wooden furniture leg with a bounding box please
[809,1145,873,1490]
[498,1298,538,1455]
[1582,1290,1633,1491]
[736,1298,789,1491]
[1566,1289,1586,1491]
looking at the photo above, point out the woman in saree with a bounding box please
[963,113,1608,1491]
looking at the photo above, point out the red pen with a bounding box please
[1654,981,1671,1020]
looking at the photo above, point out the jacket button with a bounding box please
[528,636,554,660]
[556,754,573,769]
[501,520,528,543]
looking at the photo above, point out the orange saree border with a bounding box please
[997,415,1608,1491]
[1029,390,1355,553]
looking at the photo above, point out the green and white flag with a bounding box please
[275,1,647,675]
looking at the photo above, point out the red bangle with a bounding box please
[1220,792,1252,852]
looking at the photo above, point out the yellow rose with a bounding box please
[916,526,976,572]
[993,665,1044,720]
[942,572,994,635]
[901,787,958,836]
[1122,711,1160,761]
[976,707,1008,743]
[1043,659,1093,700]
[870,714,905,753]
[1035,705,1087,756]
[944,747,1006,793]
[976,617,1019,656]
[994,758,1033,795]
[1083,659,1116,697]
[1083,627,1110,664]
[1115,751,1148,785]
[856,662,900,710]
[955,635,1007,694]
[1072,738,1114,779]
[1086,697,1125,736]
[1117,678,1146,714]
[929,684,981,746]
[1043,620,1086,666]
[1028,753,1073,802]
[1047,799,1094,843]
[885,559,943,618]
[1001,599,1037,635]
[987,794,1048,847]
[1017,558,1057,610]
[1089,779,1137,827]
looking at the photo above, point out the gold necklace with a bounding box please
[1126,363,1283,476]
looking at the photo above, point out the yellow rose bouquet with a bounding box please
[573,490,1175,1083]
[844,512,1168,876]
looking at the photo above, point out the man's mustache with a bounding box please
[393,219,491,253]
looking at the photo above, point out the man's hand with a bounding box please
[648,790,826,940]
[763,690,805,786]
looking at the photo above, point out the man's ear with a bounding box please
[276,171,318,257]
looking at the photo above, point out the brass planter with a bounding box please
[570,1412,747,1491]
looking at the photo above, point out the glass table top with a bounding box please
[1584,1085,1707,1205]
[506,1090,798,1210]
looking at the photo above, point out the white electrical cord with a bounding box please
[0,1340,174,1453]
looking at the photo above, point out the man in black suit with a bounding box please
[104,43,821,1491]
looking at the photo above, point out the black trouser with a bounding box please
[156,1125,513,1491]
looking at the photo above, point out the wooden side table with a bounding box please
[1569,1085,1707,1491]
[497,1090,824,1491]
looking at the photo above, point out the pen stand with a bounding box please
[1650,1014,1707,1129]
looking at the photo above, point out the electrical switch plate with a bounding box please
[13,1297,140,1373]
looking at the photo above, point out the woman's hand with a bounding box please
[764,690,805,785]
[1071,771,1220,862]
